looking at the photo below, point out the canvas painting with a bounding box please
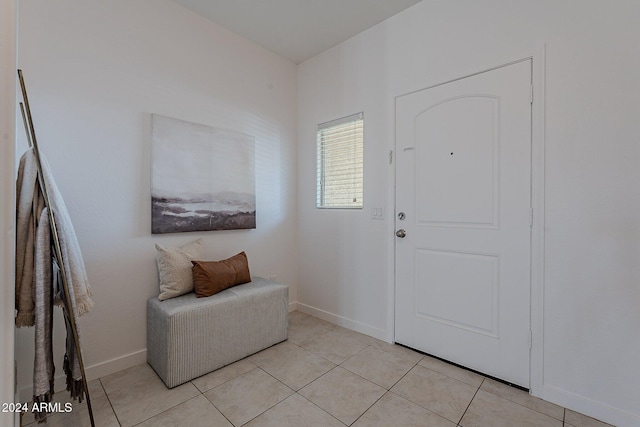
[151,114,256,234]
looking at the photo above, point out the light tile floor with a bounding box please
[22,311,615,427]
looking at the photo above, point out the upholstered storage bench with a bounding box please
[147,277,288,388]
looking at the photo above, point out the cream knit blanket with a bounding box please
[15,148,94,416]
[15,148,94,326]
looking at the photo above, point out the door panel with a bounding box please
[395,60,532,387]
[416,96,499,227]
[415,249,499,337]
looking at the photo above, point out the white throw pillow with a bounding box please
[155,238,203,300]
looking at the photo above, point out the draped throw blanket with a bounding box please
[15,148,94,422]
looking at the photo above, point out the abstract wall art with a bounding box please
[151,114,256,234]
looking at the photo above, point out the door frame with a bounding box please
[389,48,546,397]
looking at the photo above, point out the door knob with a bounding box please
[396,229,406,238]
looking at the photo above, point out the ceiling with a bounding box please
[172,0,422,64]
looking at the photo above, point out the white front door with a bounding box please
[394,60,532,387]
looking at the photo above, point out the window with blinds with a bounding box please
[316,112,364,209]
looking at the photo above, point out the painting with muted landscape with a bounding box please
[151,114,256,234]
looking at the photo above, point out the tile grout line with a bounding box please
[457,377,485,426]
[192,359,258,394]
[392,358,485,422]
[193,379,237,427]
[286,338,340,367]
[348,390,389,427]
[340,344,423,391]
[100,377,123,426]
[331,344,396,425]
[343,351,425,426]
[101,372,199,426]
[191,340,343,426]
[479,379,566,423]
[288,320,337,349]
[290,392,349,427]
[128,394,202,427]
[413,358,567,423]
[292,362,379,426]
[234,366,296,426]
[296,335,374,366]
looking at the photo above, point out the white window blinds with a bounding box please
[316,112,364,209]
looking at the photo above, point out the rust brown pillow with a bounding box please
[191,252,251,297]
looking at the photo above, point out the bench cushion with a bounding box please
[147,277,288,388]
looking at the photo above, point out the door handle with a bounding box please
[396,229,406,238]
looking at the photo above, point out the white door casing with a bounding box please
[394,59,532,387]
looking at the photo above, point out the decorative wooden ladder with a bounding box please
[17,69,95,427]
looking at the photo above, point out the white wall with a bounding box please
[16,0,298,400]
[0,1,17,426]
[15,0,640,425]
[297,1,640,426]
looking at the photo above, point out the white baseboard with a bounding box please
[84,349,147,382]
[295,302,387,342]
[288,301,298,312]
[18,349,147,402]
[542,383,640,427]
